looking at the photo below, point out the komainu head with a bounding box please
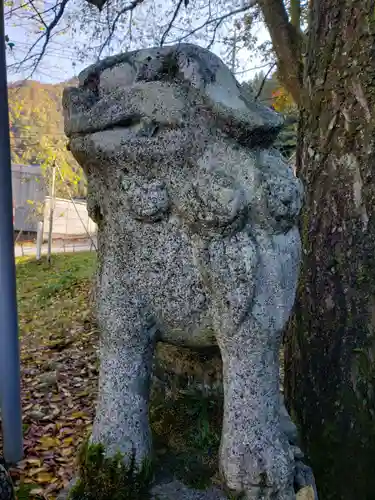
[63,43,303,235]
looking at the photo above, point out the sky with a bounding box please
[5,1,271,85]
[6,25,89,83]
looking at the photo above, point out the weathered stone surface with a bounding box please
[0,464,14,500]
[63,43,308,499]
[150,480,227,500]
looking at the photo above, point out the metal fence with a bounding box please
[14,236,97,258]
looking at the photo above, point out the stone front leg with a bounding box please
[201,229,300,499]
[217,336,295,500]
[91,292,156,467]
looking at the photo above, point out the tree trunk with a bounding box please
[284,1,375,499]
[258,0,302,105]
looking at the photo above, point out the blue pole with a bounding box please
[0,0,23,463]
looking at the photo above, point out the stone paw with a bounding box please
[90,425,152,468]
[293,456,318,500]
[220,436,295,499]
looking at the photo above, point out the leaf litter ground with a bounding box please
[0,253,98,499]
[0,252,222,499]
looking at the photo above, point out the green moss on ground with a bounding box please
[69,442,153,500]
[151,390,222,490]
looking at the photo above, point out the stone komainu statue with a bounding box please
[63,44,312,499]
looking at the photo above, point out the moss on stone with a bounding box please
[69,442,153,500]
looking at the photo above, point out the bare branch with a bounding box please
[16,0,71,77]
[128,9,134,48]
[160,0,185,46]
[105,1,112,40]
[14,35,46,72]
[207,16,226,49]
[8,0,263,80]
[171,1,258,44]
[29,3,63,21]
[255,61,276,100]
[98,0,145,59]
[234,62,274,76]
[29,0,48,30]
[5,0,34,18]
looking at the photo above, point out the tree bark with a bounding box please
[258,0,302,105]
[284,1,375,498]
[289,0,301,29]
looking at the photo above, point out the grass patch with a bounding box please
[16,252,96,351]
[151,390,222,489]
[16,252,96,309]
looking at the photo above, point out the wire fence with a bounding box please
[14,234,97,258]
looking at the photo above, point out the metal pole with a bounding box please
[231,28,237,74]
[0,0,23,463]
[47,162,56,263]
[36,221,43,260]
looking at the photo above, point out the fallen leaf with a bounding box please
[61,448,73,457]
[29,487,45,495]
[70,411,86,419]
[36,471,55,483]
[39,436,60,448]
[29,467,46,476]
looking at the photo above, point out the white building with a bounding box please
[12,164,96,238]
[12,164,45,233]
